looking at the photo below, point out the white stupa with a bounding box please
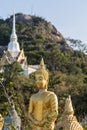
[8,10,20,58]
[1,10,39,76]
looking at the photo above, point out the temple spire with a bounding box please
[12,9,16,35]
[8,10,20,57]
[10,9,17,42]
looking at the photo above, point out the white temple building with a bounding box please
[1,11,39,76]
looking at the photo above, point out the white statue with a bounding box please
[10,104,21,130]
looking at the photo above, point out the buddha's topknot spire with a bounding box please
[64,95,74,115]
[40,58,45,69]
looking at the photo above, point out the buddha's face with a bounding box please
[35,74,47,89]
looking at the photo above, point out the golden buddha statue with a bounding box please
[28,58,58,130]
[0,114,4,130]
[56,96,83,130]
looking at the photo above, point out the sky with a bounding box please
[0,0,87,44]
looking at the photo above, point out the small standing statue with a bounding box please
[10,104,21,130]
[0,114,4,130]
[0,80,21,130]
[28,58,58,130]
[56,96,83,130]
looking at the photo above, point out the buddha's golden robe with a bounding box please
[0,115,4,130]
[29,91,58,130]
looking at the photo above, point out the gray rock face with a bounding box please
[9,14,32,24]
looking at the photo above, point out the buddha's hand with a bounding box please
[38,117,53,127]
[33,120,40,126]
[33,119,45,127]
[38,119,46,127]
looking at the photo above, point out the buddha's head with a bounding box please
[35,58,49,89]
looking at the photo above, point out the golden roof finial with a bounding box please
[40,58,45,69]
